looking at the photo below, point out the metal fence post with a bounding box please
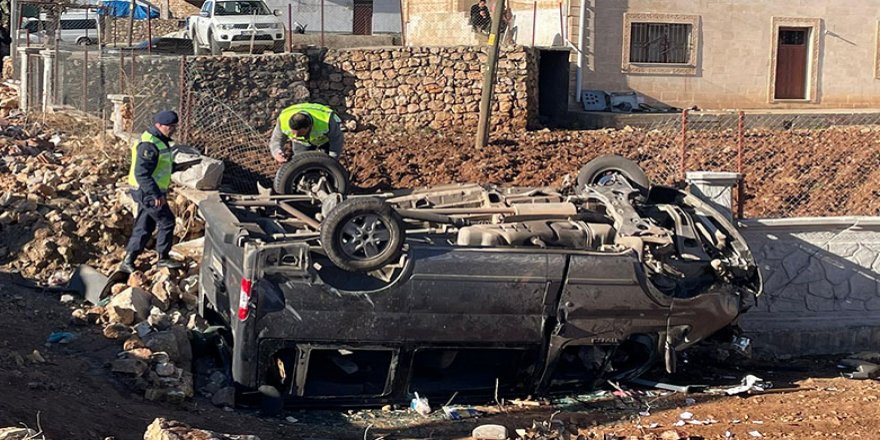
[398,0,406,46]
[680,109,688,183]
[148,13,153,53]
[130,49,136,89]
[558,2,564,43]
[83,46,88,113]
[178,55,187,143]
[287,3,292,52]
[531,1,536,46]
[737,110,745,219]
[119,44,125,92]
[320,0,325,47]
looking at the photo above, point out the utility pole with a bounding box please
[474,0,505,149]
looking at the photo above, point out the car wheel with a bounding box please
[576,154,651,198]
[76,37,91,46]
[320,197,405,273]
[209,32,222,56]
[192,33,207,55]
[272,40,286,53]
[273,151,350,195]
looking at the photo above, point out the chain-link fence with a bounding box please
[677,110,880,218]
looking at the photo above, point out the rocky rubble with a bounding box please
[0,97,202,281]
[70,264,210,404]
[144,418,259,440]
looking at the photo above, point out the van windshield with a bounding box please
[214,0,271,15]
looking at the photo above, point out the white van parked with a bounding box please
[21,11,100,46]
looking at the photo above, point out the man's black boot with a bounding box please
[157,257,184,270]
[119,252,138,273]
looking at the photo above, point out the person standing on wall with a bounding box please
[120,110,184,273]
[269,102,344,163]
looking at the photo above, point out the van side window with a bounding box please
[60,19,98,30]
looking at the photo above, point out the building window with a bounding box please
[622,13,700,75]
[629,23,691,64]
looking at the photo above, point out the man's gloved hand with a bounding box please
[273,151,289,163]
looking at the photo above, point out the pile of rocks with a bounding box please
[0,98,201,281]
[144,418,259,440]
[72,265,211,404]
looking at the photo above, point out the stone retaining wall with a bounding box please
[184,45,538,134]
[102,18,181,45]
[308,46,538,131]
[739,217,880,356]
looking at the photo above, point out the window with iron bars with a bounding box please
[628,22,691,64]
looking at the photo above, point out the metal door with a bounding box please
[352,0,373,35]
[774,28,808,99]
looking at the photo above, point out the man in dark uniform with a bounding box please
[120,111,184,272]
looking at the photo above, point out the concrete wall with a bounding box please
[269,0,401,34]
[373,0,403,33]
[403,0,563,47]
[578,0,880,110]
[739,217,880,356]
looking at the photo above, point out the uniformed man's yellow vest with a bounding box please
[278,103,338,146]
[127,131,173,191]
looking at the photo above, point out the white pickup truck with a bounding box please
[187,0,286,55]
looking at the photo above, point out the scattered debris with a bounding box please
[472,424,507,440]
[144,418,259,440]
[409,392,431,416]
[0,427,39,440]
[442,405,481,420]
[46,331,76,344]
[719,375,771,395]
[839,358,880,380]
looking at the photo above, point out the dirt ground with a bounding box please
[342,127,880,218]
[2,273,879,440]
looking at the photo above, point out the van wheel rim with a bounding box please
[339,214,391,259]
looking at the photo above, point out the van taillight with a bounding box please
[238,278,252,321]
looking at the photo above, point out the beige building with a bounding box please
[576,0,880,110]
[403,0,568,47]
[405,0,880,110]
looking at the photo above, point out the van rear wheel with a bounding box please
[321,197,405,273]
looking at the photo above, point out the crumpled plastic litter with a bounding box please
[724,375,770,395]
[46,331,76,344]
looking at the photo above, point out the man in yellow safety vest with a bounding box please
[120,111,184,272]
[269,102,344,163]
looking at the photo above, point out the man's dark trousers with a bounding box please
[125,189,175,257]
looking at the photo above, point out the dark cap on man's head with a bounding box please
[153,111,179,125]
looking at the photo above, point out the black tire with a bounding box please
[209,32,222,56]
[272,40,286,53]
[273,151,350,195]
[320,197,405,273]
[576,154,650,198]
[192,33,207,55]
[76,37,91,46]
